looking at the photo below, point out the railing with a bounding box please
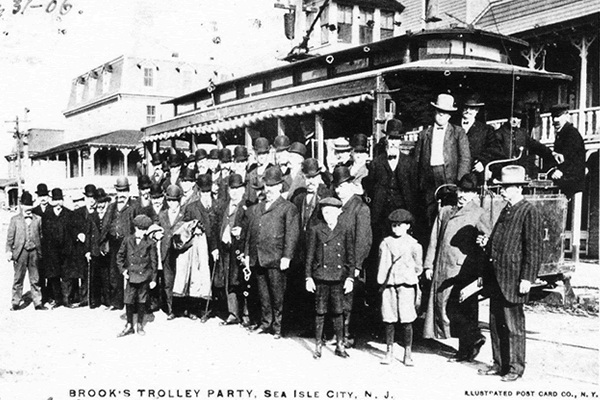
[539,107,600,145]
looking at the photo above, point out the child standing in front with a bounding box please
[377,209,423,366]
[116,215,157,337]
[305,197,355,359]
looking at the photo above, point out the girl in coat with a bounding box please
[377,209,423,366]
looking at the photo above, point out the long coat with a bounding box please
[116,235,157,284]
[465,120,497,166]
[552,122,586,197]
[245,196,300,269]
[415,124,471,191]
[215,199,248,289]
[172,220,211,298]
[487,199,542,304]
[305,220,355,282]
[6,213,42,260]
[338,195,372,277]
[42,207,79,279]
[423,201,485,339]
[157,208,186,267]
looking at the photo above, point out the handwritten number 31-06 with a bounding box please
[13,0,73,15]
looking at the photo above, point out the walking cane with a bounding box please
[200,248,219,323]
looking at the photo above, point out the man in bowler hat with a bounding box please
[6,191,45,310]
[477,165,542,382]
[244,166,299,339]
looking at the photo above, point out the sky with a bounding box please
[0,0,294,164]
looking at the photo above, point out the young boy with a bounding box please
[377,209,423,366]
[305,197,355,359]
[116,215,157,337]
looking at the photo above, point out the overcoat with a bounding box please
[245,196,299,269]
[552,122,586,196]
[423,201,485,339]
[291,184,333,261]
[338,195,372,276]
[487,199,542,304]
[116,235,157,284]
[215,198,249,289]
[305,220,355,282]
[42,207,79,279]
[465,120,497,165]
[157,208,186,267]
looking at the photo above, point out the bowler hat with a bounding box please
[149,183,163,199]
[253,137,270,155]
[83,184,97,197]
[169,153,185,168]
[195,148,208,161]
[234,145,249,162]
[219,148,233,163]
[288,142,306,157]
[319,197,342,208]
[463,93,485,108]
[36,183,49,196]
[263,166,284,186]
[498,165,528,186]
[133,215,153,230]
[550,104,570,118]
[332,137,351,152]
[250,177,265,190]
[114,177,130,191]
[185,153,196,165]
[431,93,457,112]
[150,152,163,166]
[181,167,196,182]
[302,158,321,178]
[165,185,183,201]
[20,191,34,206]
[274,135,291,152]
[208,149,220,160]
[511,107,527,120]
[457,173,478,192]
[383,119,406,139]
[196,174,213,192]
[351,133,369,153]
[388,209,414,224]
[51,188,64,201]
[332,166,354,186]
[94,188,110,203]
[228,173,245,189]
[137,175,152,190]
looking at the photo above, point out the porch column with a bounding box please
[121,149,131,176]
[65,152,71,179]
[78,149,83,177]
[89,147,98,176]
[245,127,252,148]
[277,118,286,136]
[315,113,324,165]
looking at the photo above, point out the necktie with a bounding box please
[388,155,397,160]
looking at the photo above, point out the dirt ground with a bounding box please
[0,209,597,400]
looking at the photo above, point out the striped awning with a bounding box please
[142,93,374,142]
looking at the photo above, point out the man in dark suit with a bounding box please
[91,188,111,308]
[459,94,499,185]
[415,94,471,226]
[547,104,586,198]
[215,174,249,325]
[333,166,372,347]
[477,165,542,382]
[32,183,51,303]
[73,184,99,307]
[6,191,45,310]
[157,185,186,319]
[244,166,300,339]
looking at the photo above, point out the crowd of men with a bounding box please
[7,94,586,382]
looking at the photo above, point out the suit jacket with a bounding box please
[184,198,218,252]
[338,195,372,273]
[116,235,158,284]
[305,220,355,282]
[366,153,417,226]
[552,122,586,196]
[74,206,101,256]
[6,213,42,260]
[291,184,333,262]
[215,198,249,287]
[415,123,471,188]
[41,207,79,278]
[465,120,497,165]
[245,196,300,269]
[157,208,186,265]
[105,199,141,242]
[487,199,542,304]
[31,204,50,218]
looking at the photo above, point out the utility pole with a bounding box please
[6,108,30,199]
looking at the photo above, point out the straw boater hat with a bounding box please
[431,93,457,112]
[332,137,352,152]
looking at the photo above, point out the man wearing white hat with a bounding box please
[415,93,471,226]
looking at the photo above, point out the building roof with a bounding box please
[32,130,142,159]
[474,0,599,36]
[336,0,405,12]
[26,129,65,154]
